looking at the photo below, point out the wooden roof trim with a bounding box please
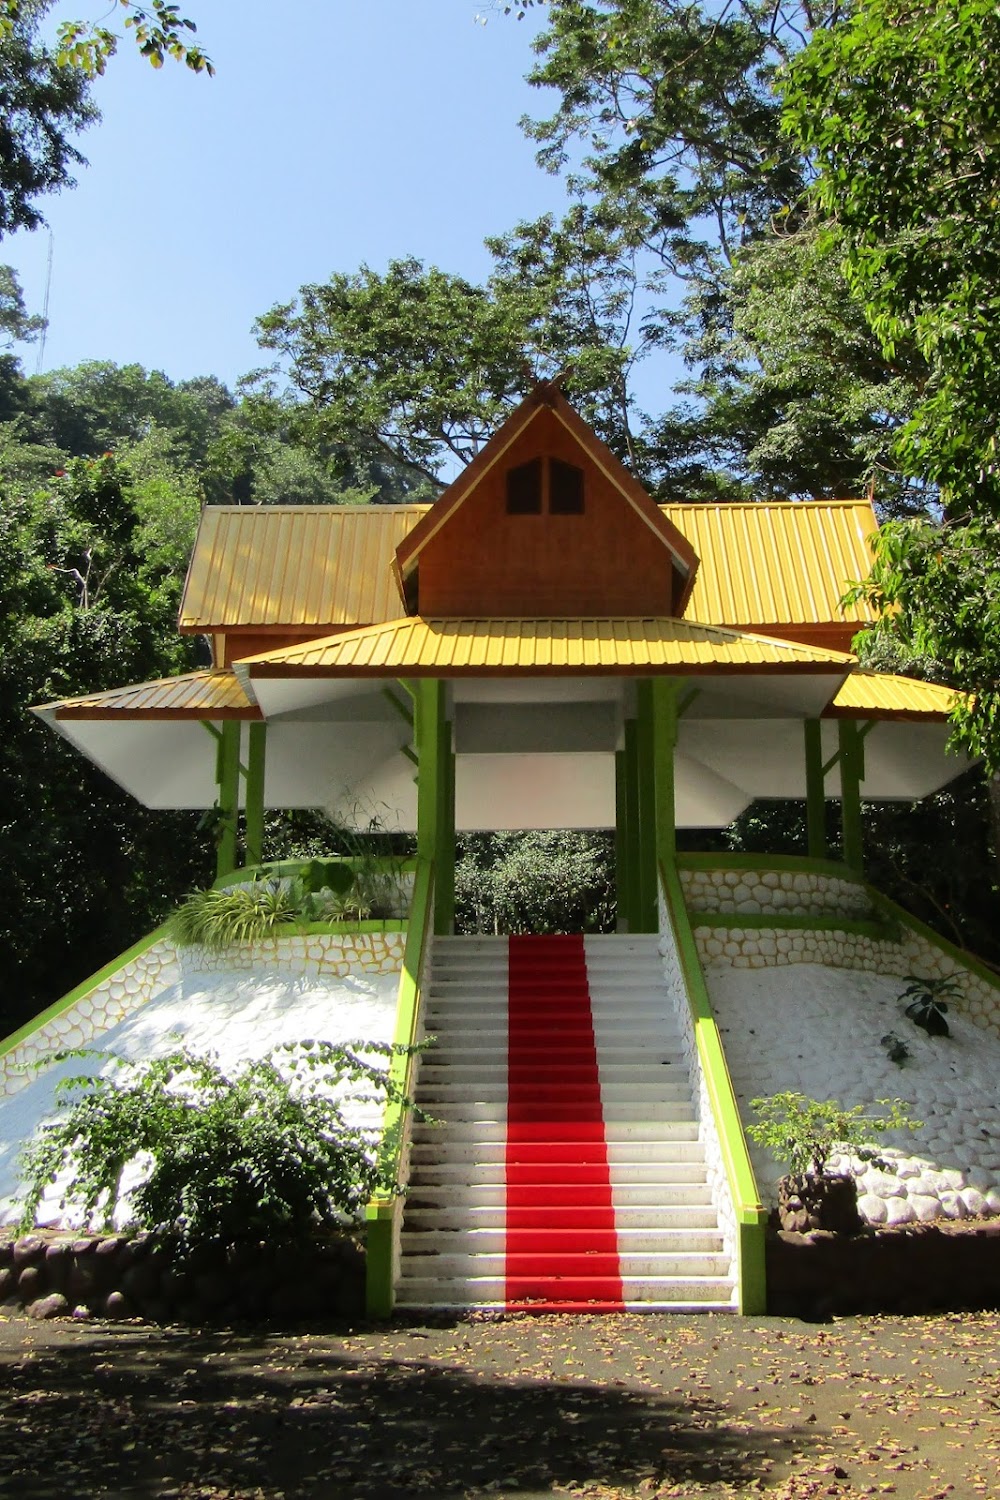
[393,381,699,589]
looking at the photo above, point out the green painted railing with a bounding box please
[865,884,1000,995]
[677,851,861,881]
[365,857,435,1318]
[659,861,768,1316]
[0,923,173,1064]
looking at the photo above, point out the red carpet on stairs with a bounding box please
[505,934,624,1311]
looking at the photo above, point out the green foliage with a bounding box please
[455,831,615,935]
[899,974,960,1039]
[0,1,95,238]
[0,1,213,78]
[659,223,928,514]
[846,516,1000,771]
[879,1031,911,1067]
[783,0,1000,513]
[748,1091,921,1179]
[17,1040,415,1245]
[167,881,300,951]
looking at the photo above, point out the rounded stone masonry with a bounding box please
[0,1229,366,1324]
[680,867,876,921]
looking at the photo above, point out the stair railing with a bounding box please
[659,860,768,1315]
[365,857,435,1317]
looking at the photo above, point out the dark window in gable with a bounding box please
[506,458,543,514]
[549,458,585,514]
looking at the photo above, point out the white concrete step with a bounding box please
[411,1119,698,1146]
[409,1138,705,1165]
[414,1101,697,1125]
[395,1275,736,1306]
[398,1250,731,1279]
[401,1226,725,1254]
[402,1203,719,1229]
[404,1165,712,1193]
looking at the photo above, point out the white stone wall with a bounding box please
[681,866,874,920]
[705,961,1000,1224]
[2,930,407,1101]
[691,922,1000,1039]
[657,889,739,1288]
[0,940,180,1099]
[178,930,406,980]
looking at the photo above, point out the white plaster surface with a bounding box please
[0,965,400,1228]
[657,893,738,1282]
[704,961,1000,1224]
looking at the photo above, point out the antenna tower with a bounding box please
[35,231,53,376]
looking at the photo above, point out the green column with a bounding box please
[215,720,241,879]
[803,718,827,860]
[434,715,456,935]
[414,680,439,862]
[651,678,679,871]
[615,747,628,929]
[622,719,641,933]
[244,722,267,870]
[635,680,658,933]
[838,719,865,872]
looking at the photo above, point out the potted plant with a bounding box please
[748,1092,920,1233]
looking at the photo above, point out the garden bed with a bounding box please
[0,1227,366,1324]
[767,1216,1000,1317]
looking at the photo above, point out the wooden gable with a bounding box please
[394,383,698,618]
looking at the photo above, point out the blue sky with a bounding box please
[8,2,561,389]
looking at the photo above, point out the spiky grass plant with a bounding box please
[168,879,299,951]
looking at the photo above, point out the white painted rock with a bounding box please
[938,1191,967,1220]
[909,1194,941,1223]
[985,1189,1000,1214]
[885,1196,916,1226]
[961,1187,988,1217]
[858,1193,887,1224]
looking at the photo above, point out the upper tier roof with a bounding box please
[179,498,878,639]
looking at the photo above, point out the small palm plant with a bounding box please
[900,974,959,1038]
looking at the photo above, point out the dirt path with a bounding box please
[0,1309,997,1499]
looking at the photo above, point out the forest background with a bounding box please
[2,0,999,1039]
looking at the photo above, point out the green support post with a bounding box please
[803,718,827,861]
[434,716,455,935]
[651,679,679,870]
[615,748,628,929]
[622,720,641,932]
[635,681,658,932]
[215,720,241,879]
[838,719,865,873]
[244,723,267,869]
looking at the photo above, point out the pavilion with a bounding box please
[34,377,970,934]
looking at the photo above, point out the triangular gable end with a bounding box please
[393,380,699,618]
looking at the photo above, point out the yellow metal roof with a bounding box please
[33,670,260,720]
[827,670,961,721]
[666,500,878,629]
[237,616,855,678]
[179,505,428,631]
[179,499,879,636]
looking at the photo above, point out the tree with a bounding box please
[0,0,95,237]
[524,1,831,279]
[654,222,929,513]
[0,1,212,76]
[782,0,1000,514]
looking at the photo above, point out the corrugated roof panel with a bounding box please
[180,499,879,633]
[237,616,854,677]
[666,501,877,628]
[829,671,961,720]
[179,506,430,630]
[36,671,259,719]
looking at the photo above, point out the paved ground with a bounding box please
[0,1309,997,1499]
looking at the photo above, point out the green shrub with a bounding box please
[17,1040,421,1246]
[168,879,299,950]
[900,974,960,1038]
[748,1091,921,1179]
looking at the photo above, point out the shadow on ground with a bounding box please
[0,1319,801,1498]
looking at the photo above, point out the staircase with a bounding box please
[396,933,737,1312]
